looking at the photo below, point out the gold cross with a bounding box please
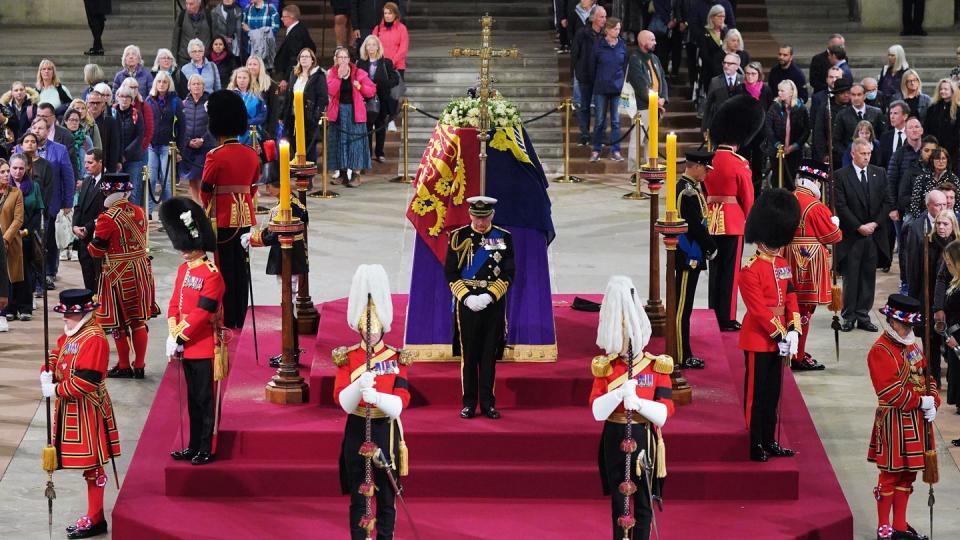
[451,15,520,195]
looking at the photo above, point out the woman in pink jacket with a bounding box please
[373,2,408,77]
[326,46,376,187]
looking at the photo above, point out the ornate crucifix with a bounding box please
[451,15,520,195]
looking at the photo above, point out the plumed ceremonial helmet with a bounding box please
[207,89,248,138]
[347,264,394,339]
[159,196,216,253]
[744,188,800,249]
[596,275,653,357]
[708,94,765,147]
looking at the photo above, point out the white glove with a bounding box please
[40,372,55,398]
[166,336,180,357]
[924,406,937,422]
[362,388,380,406]
[777,341,790,356]
[830,216,840,226]
[40,371,53,385]
[240,232,251,250]
[623,393,643,412]
[616,379,638,400]
[920,395,935,411]
[358,371,376,390]
[464,295,485,312]
[785,330,800,356]
[476,293,494,309]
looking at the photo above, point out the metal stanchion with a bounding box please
[390,98,413,183]
[311,113,339,199]
[141,163,150,252]
[169,141,178,198]
[553,98,583,183]
[624,113,650,200]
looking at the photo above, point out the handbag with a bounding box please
[366,94,381,117]
[54,210,75,250]
[390,71,406,102]
[619,64,638,118]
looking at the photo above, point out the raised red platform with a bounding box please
[112,295,852,539]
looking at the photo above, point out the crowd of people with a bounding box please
[0,0,410,333]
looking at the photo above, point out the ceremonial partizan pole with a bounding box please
[40,211,56,537]
[142,164,150,252]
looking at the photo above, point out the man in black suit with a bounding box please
[702,53,743,135]
[833,83,884,154]
[809,34,844,95]
[835,138,893,332]
[87,90,121,172]
[274,4,316,82]
[877,100,909,169]
[72,149,106,292]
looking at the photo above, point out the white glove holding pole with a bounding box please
[777,341,790,357]
[623,393,643,412]
[616,379,638,400]
[166,336,180,358]
[785,330,800,356]
[464,295,485,312]
[240,232,251,250]
[924,406,937,422]
[592,379,637,421]
[362,388,403,418]
[358,371,376,390]
[338,377,366,414]
[830,216,840,226]
[40,371,55,398]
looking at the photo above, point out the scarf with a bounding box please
[210,50,228,64]
[384,21,394,29]
[70,127,87,171]
[744,80,763,99]
[16,177,34,197]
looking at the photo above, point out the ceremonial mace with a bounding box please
[39,212,56,537]
[357,294,378,539]
[617,327,638,540]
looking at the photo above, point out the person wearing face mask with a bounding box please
[862,77,890,115]
[867,294,939,540]
[332,264,411,540]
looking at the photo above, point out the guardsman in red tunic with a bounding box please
[86,173,159,379]
[785,160,843,371]
[332,264,411,540]
[739,189,801,463]
[159,196,225,466]
[868,294,939,540]
[40,288,121,539]
[199,90,261,330]
[589,276,675,540]
[704,95,761,332]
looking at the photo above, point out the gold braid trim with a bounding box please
[591,354,615,377]
[331,346,349,367]
[646,352,674,374]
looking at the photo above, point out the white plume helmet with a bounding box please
[346,264,394,333]
[596,275,652,356]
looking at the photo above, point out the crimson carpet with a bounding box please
[112,295,852,539]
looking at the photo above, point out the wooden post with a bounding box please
[291,161,320,335]
[637,161,666,336]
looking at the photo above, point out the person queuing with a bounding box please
[87,86,121,172]
[151,48,189,99]
[112,45,154,100]
[245,55,282,138]
[570,5,606,147]
[181,39,223,95]
[144,72,183,218]
[211,0,245,59]
[160,196,224,466]
[0,158,24,328]
[587,17,627,163]
[172,0,214,67]
[625,30,667,172]
[332,264,411,540]
[40,288,121,540]
[357,35,399,164]
[763,80,809,190]
[373,1,408,133]
[72,149,105,292]
[178,75,215,199]
[5,153,41,320]
[445,196,514,420]
[325,46,376,187]
[923,79,959,163]
[908,146,959,218]
[35,59,73,117]
[936,241,960,423]
[784,160,842,371]
[112,86,147,210]
[737,61,771,192]
[273,3,316,82]
[209,35,242,90]
[281,48,327,166]
[0,82,40,139]
[67,98,102,153]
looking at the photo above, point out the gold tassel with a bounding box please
[398,441,409,477]
[213,342,229,382]
[656,433,667,479]
[41,445,58,472]
[829,284,843,313]
[923,450,939,484]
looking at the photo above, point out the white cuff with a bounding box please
[375,393,403,419]
[338,378,364,415]
[592,389,623,422]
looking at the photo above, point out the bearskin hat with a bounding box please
[207,89,248,138]
[159,196,216,253]
[708,94,765,147]
[744,188,800,249]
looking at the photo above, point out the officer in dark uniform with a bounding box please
[199,90,261,330]
[242,175,309,367]
[445,196,515,420]
[675,150,718,369]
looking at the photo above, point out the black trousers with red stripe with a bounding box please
[709,235,742,327]
[743,351,784,448]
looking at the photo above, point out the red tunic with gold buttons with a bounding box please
[588,353,676,418]
[87,199,159,330]
[785,187,842,305]
[49,318,121,469]
[167,256,225,360]
[867,333,940,471]
[704,145,754,236]
[333,343,412,413]
[738,250,801,352]
[199,141,260,229]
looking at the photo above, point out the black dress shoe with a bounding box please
[67,519,107,538]
[459,407,476,419]
[749,444,768,462]
[170,448,197,461]
[269,354,281,368]
[892,529,928,540]
[482,408,501,419]
[191,451,214,465]
[840,320,855,332]
[107,366,134,378]
[681,357,705,369]
[763,442,795,457]
[791,354,826,371]
[858,321,879,332]
[83,48,105,56]
[133,368,145,379]
[719,321,741,332]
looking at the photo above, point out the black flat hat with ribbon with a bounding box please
[98,172,133,194]
[796,158,830,183]
[880,294,923,326]
[53,289,100,314]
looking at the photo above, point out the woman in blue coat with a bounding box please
[587,17,627,162]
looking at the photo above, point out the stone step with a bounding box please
[406,16,552,31]
[404,70,556,84]
[407,84,560,98]
[404,55,553,69]
[408,2,553,17]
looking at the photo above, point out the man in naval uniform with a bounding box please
[444,196,515,420]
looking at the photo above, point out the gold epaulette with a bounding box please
[645,352,674,374]
[492,225,511,235]
[291,196,306,210]
[742,255,758,268]
[591,354,616,377]
[205,259,219,273]
[332,344,360,366]
[398,349,415,366]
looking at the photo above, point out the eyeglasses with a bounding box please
[906,79,920,84]
[722,61,738,66]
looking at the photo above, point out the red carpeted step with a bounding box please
[164,457,798,500]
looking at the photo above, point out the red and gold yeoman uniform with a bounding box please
[785,187,842,306]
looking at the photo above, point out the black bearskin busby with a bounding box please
[207,89,248,139]
[159,196,216,253]
[708,94,765,148]
[744,188,800,249]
